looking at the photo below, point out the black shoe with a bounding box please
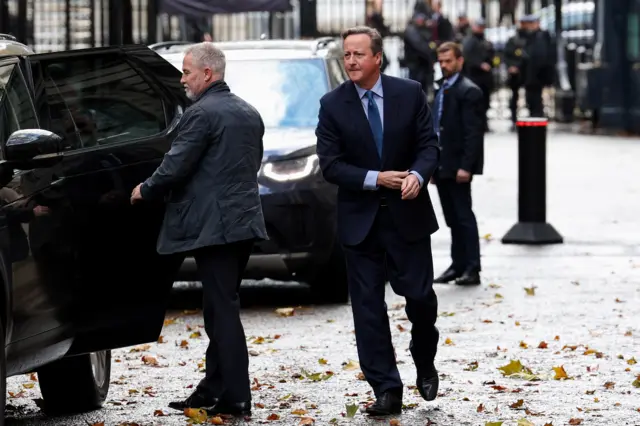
[433,267,462,284]
[455,270,481,285]
[365,391,402,415]
[168,389,218,411]
[416,368,439,401]
[206,400,251,417]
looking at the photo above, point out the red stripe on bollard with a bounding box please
[516,120,548,127]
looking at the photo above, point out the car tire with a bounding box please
[308,243,349,304]
[37,350,111,416]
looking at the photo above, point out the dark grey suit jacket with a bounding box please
[141,81,268,255]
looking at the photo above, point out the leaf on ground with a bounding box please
[488,283,501,289]
[485,422,503,426]
[553,366,570,380]
[345,403,358,418]
[632,375,640,388]
[318,358,328,365]
[497,360,539,380]
[163,318,176,326]
[604,381,615,389]
[519,341,529,349]
[210,417,224,425]
[299,418,315,425]
[464,361,479,371]
[538,341,548,349]
[184,408,208,423]
[22,383,35,389]
[627,357,637,365]
[267,413,280,420]
[141,355,158,366]
[153,410,167,416]
[477,403,484,412]
[494,293,504,299]
[568,419,583,425]
[189,331,201,339]
[130,344,151,353]
[509,399,524,409]
[275,307,295,317]
[524,286,536,296]
[342,359,360,371]
[390,419,401,426]
[157,336,165,343]
[301,369,333,381]
[444,337,454,345]
[517,419,534,426]
[291,408,308,415]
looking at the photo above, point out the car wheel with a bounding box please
[308,243,349,304]
[37,350,111,415]
[0,319,6,426]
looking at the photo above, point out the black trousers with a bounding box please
[435,178,481,272]
[342,207,439,397]
[186,240,253,402]
[525,85,544,117]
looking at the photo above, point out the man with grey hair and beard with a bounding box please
[130,42,268,416]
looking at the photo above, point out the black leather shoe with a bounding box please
[168,389,218,411]
[455,270,481,285]
[365,391,402,415]
[206,400,251,416]
[433,267,461,284]
[416,369,439,401]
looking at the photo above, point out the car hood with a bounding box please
[262,127,317,161]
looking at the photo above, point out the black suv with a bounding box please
[0,34,349,423]
[0,34,191,422]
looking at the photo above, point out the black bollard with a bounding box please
[501,118,563,245]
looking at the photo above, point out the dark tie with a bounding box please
[366,90,383,158]
[434,80,450,131]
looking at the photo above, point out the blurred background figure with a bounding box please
[519,15,554,120]
[454,13,471,43]
[461,18,495,132]
[499,0,518,26]
[366,11,391,73]
[403,12,437,99]
[504,16,530,130]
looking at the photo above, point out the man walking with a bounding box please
[431,42,484,285]
[316,26,441,415]
[130,42,267,416]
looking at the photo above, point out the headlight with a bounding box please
[262,154,318,182]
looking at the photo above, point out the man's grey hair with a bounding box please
[185,42,226,78]
[341,26,383,55]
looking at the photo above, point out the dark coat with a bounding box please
[433,75,485,178]
[141,81,268,254]
[315,74,440,247]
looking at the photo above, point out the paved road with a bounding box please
[6,125,640,425]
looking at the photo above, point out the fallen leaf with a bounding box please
[604,381,615,389]
[292,408,308,415]
[130,344,151,353]
[497,360,539,380]
[477,403,484,412]
[345,403,358,418]
[210,417,224,425]
[153,410,167,416]
[397,324,406,332]
[275,307,295,317]
[488,283,501,289]
[444,337,454,345]
[538,341,548,349]
[495,293,504,299]
[189,331,201,339]
[485,422,503,426]
[157,336,165,343]
[509,399,524,409]
[517,419,534,426]
[141,355,158,366]
[519,341,529,349]
[267,413,280,420]
[524,286,536,296]
[299,418,315,425]
[464,361,479,371]
[633,375,640,388]
[318,358,327,365]
[342,360,360,371]
[568,419,583,425]
[184,408,208,423]
[22,383,35,389]
[627,357,637,365]
[552,366,569,380]
[389,419,400,426]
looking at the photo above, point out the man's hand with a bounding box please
[456,169,471,183]
[481,62,491,72]
[508,66,519,74]
[401,174,421,200]
[376,171,409,190]
[130,183,143,204]
[33,205,50,217]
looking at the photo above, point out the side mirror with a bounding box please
[5,129,63,163]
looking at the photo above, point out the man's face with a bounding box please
[343,34,381,86]
[438,50,463,77]
[180,53,212,100]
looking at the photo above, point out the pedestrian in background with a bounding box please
[316,25,441,416]
[431,42,484,286]
[130,42,268,417]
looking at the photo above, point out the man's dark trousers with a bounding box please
[190,240,254,402]
[434,177,481,272]
[343,205,439,397]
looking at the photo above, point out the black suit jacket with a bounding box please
[315,75,440,246]
[141,81,268,254]
[434,75,484,178]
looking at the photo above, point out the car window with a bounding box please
[224,58,329,128]
[0,64,38,157]
[31,53,167,151]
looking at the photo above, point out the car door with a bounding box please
[11,46,190,356]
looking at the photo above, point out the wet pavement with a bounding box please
[5,123,640,425]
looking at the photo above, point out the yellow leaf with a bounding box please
[184,408,208,423]
[292,408,308,415]
[211,417,224,425]
[517,419,535,426]
[627,357,637,365]
[318,358,327,365]
[523,286,536,296]
[189,331,202,339]
[390,419,401,425]
[345,403,358,418]
[252,336,265,344]
[495,293,503,299]
[519,341,529,349]
[299,418,315,425]
[497,360,539,380]
[275,307,295,317]
[157,335,165,343]
[342,359,360,371]
[444,337,454,345]
[485,422,503,426]
[22,383,35,389]
[553,366,569,380]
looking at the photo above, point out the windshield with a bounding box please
[224,58,329,128]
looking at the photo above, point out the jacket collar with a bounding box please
[195,80,230,101]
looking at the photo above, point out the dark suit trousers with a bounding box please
[435,178,481,272]
[342,207,439,397]
[190,240,253,402]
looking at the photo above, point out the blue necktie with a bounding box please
[434,80,449,132]
[366,90,383,158]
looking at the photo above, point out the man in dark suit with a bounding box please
[130,42,268,417]
[316,26,441,416]
[431,42,484,286]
